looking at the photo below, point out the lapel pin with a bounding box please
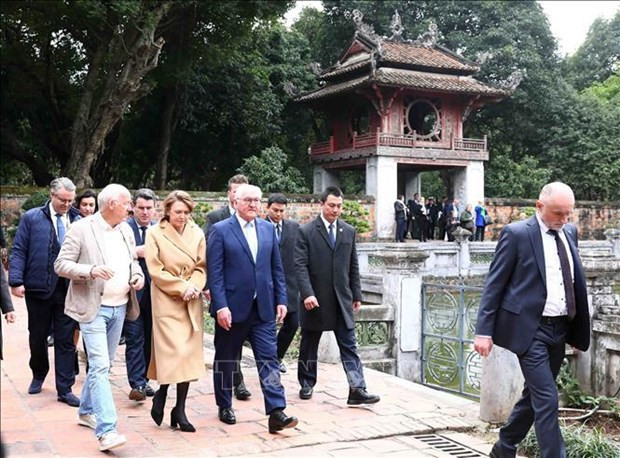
[339,228,343,232]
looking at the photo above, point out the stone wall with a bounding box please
[1,188,618,241]
[0,188,375,240]
[485,197,620,241]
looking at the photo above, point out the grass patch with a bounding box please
[518,424,620,458]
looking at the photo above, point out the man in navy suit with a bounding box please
[202,174,252,401]
[474,182,590,458]
[122,188,158,401]
[207,184,299,433]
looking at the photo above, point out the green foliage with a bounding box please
[584,70,620,105]
[420,171,447,201]
[21,191,49,211]
[519,425,620,458]
[564,12,620,91]
[485,154,551,199]
[340,200,371,234]
[237,146,308,193]
[191,202,213,230]
[557,364,620,414]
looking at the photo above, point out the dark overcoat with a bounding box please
[295,216,362,331]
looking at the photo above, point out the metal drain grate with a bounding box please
[413,434,486,457]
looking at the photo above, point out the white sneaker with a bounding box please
[98,431,126,451]
[78,413,97,430]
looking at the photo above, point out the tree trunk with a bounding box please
[154,85,179,189]
[64,2,170,188]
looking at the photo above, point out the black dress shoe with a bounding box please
[151,388,167,426]
[129,386,146,402]
[57,392,80,407]
[145,384,155,397]
[218,407,236,425]
[347,388,380,405]
[268,409,298,434]
[299,386,313,400]
[170,407,196,432]
[233,382,251,400]
[28,378,44,395]
[489,442,514,458]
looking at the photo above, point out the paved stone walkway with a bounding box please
[1,296,496,457]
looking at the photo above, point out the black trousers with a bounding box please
[25,282,77,395]
[298,311,366,390]
[498,321,568,458]
[276,308,299,360]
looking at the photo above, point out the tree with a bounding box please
[1,1,171,187]
[237,146,308,193]
[564,12,620,91]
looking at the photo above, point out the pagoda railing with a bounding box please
[309,128,487,157]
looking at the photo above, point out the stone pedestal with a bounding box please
[480,345,524,422]
[452,226,473,276]
[366,246,430,382]
[366,156,398,239]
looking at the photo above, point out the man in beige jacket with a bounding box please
[55,184,144,452]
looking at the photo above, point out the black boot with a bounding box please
[170,382,195,432]
[151,384,168,426]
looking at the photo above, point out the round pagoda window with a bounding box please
[404,99,441,141]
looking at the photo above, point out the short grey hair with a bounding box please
[133,188,157,204]
[49,177,76,195]
[539,182,574,203]
[98,184,130,210]
[235,184,262,201]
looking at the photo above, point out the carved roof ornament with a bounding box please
[389,10,404,42]
[475,51,493,66]
[499,70,525,91]
[309,62,322,76]
[416,21,439,47]
[350,9,381,44]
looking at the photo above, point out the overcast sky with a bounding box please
[284,1,619,56]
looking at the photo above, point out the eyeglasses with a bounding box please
[240,198,261,204]
[53,195,74,205]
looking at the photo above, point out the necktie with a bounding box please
[276,224,281,242]
[328,223,336,248]
[140,226,147,245]
[245,221,258,262]
[56,213,65,244]
[548,229,576,320]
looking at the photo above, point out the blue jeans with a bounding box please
[79,304,126,437]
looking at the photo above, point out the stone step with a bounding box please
[359,345,392,361]
[362,358,396,375]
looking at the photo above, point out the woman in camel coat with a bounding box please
[145,190,206,433]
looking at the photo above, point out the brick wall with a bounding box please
[1,189,617,241]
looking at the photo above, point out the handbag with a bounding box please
[126,287,141,322]
[484,214,492,226]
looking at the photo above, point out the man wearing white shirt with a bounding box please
[9,177,81,405]
[207,184,298,433]
[474,182,590,458]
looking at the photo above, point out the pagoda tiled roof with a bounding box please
[380,41,479,74]
[297,67,509,102]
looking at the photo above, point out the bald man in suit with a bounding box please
[475,182,590,458]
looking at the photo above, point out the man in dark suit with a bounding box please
[9,177,81,406]
[122,188,158,401]
[203,174,252,400]
[393,195,407,243]
[295,186,380,405]
[265,193,300,373]
[207,184,298,433]
[474,182,590,458]
[407,193,422,240]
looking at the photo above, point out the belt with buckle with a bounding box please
[541,315,567,325]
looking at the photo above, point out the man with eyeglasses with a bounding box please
[202,174,253,401]
[9,177,81,406]
[207,184,299,433]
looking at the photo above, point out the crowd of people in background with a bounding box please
[394,193,491,243]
